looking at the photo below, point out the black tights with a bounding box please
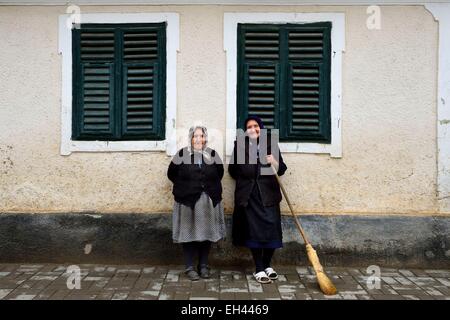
[250,248,276,273]
[182,241,211,270]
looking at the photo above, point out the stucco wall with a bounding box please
[0,5,439,215]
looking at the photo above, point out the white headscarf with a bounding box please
[187,125,211,161]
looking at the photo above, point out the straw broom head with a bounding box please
[270,165,337,295]
[306,244,337,296]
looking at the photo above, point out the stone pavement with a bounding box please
[0,264,449,300]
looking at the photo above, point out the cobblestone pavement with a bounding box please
[0,264,449,300]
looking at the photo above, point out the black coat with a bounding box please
[228,138,287,207]
[167,147,224,209]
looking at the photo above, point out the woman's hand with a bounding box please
[266,154,279,171]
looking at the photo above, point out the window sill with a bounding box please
[61,140,173,155]
[280,141,341,158]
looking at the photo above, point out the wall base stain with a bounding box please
[0,212,448,268]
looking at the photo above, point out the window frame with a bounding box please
[224,12,345,158]
[58,13,179,155]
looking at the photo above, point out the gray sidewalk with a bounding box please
[0,264,449,300]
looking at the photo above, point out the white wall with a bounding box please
[0,5,439,215]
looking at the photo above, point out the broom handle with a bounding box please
[271,165,310,245]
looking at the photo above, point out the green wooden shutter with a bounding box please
[237,22,331,143]
[237,25,280,130]
[72,23,166,141]
[285,23,331,142]
[121,26,165,140]
[72,28,116,139]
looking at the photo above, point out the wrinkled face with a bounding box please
[192,128,206,150]
[246,119,260,140]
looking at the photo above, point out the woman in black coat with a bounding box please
[167,126,226,281]
[228,115,287,284]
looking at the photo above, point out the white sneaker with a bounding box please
[264,267,278,280]
[253,271,272,284]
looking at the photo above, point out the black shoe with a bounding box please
[185,267,200,281]
[198,264,211,279]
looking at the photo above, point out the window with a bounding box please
[237,22,331,143]
[224,13,344,157]
[72,23,166,141]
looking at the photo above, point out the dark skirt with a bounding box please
[232,181,283,248]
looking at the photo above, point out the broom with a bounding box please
[271,165,337,295]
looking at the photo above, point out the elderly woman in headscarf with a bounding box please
[228,115,287,284]
[167,125,226,281]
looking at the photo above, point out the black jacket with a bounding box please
[228,138,287,207]
[167,147,224,209]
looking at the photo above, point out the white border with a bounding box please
[224,12,345,158]
[58,13,179,156]
[2,1,448,5]
[425,4,450,211]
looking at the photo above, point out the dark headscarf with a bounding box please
[244,115,265,130]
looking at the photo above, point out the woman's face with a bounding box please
[246,119,260,140]
[192,128,206,150]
